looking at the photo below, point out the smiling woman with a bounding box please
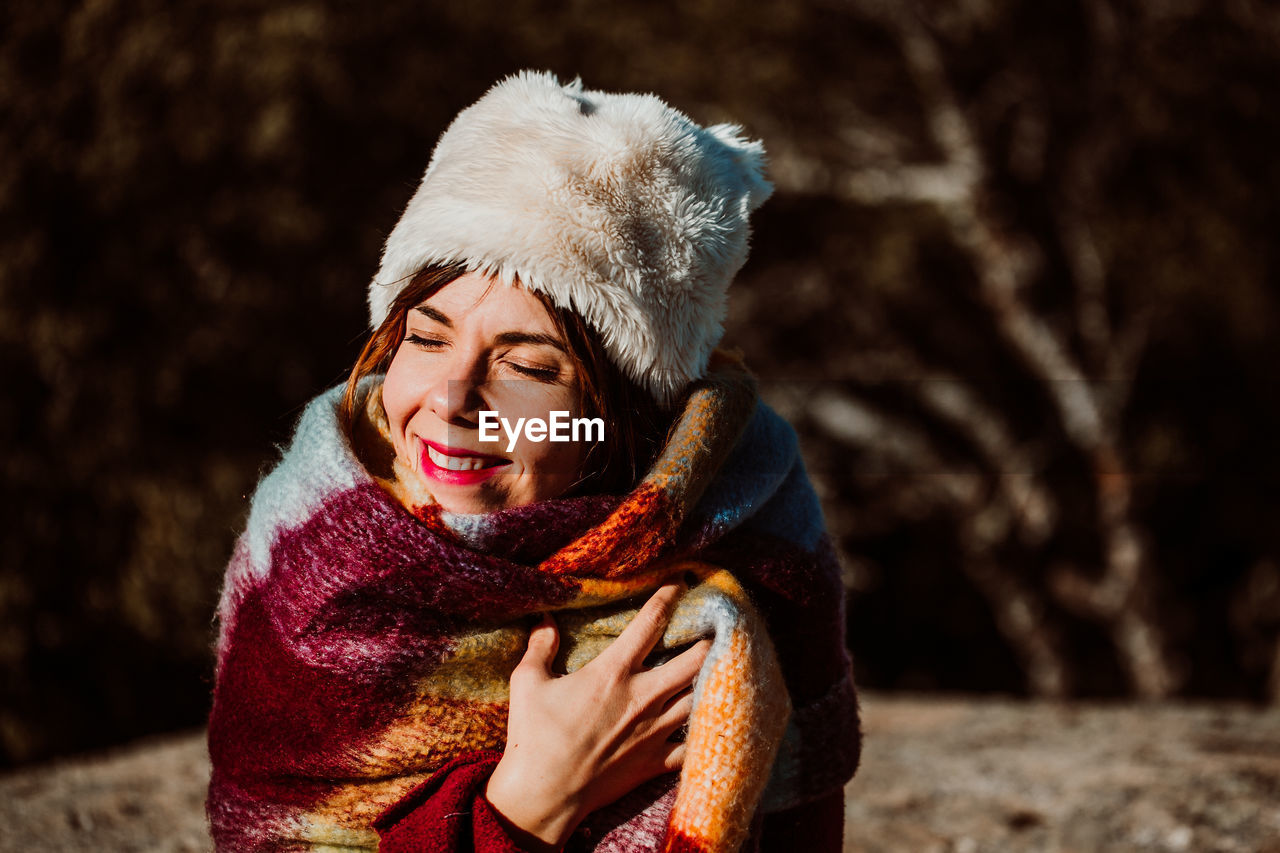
[206,71,860,853]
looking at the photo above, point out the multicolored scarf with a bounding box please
[207,353,860,852]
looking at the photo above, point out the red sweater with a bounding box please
[374,751,844,853]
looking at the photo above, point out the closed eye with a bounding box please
[405,333,446,348]
[510,362,560,380]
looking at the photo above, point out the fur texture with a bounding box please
[369,71,774,406]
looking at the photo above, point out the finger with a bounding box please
[659,741,686,774]
[637,638,711,706]
[513,613,559,683]
[652,690,694,737]
[602,582,684,670]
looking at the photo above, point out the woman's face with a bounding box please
[381,270,592,514]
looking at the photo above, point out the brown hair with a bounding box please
[341,264,677,496]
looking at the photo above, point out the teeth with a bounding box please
[427,445,492,471]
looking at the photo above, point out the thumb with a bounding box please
[517,613,559,681]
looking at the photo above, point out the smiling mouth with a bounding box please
[419,440,512,481]
[425,445,509,471]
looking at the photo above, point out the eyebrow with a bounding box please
[414,305,453,327]
[494,331,566,353]
[413,305,567,353]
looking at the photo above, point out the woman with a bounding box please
[207,71,860,852]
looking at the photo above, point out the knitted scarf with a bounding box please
[207,353,860,852]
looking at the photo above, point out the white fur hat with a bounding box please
[369,70,773,406]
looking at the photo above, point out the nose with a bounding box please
[425,346,488,427]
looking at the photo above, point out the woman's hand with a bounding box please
[484,582,710,851]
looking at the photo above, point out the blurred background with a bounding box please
[2,0,1278,769]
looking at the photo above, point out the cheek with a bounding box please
[506,440,587,503]
[502,395,590,485]
[381,355,423,439]
[515,435,587,476]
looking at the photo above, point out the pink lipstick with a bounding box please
[419,439,511,486]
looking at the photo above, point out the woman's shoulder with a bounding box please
[692,399,824,545]
[237,383,372,580]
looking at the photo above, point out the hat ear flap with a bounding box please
[704,123,775,214]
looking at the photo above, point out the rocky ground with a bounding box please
[0,728,210,853]
[843,694,1280,852]
[2,692,1278,852]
